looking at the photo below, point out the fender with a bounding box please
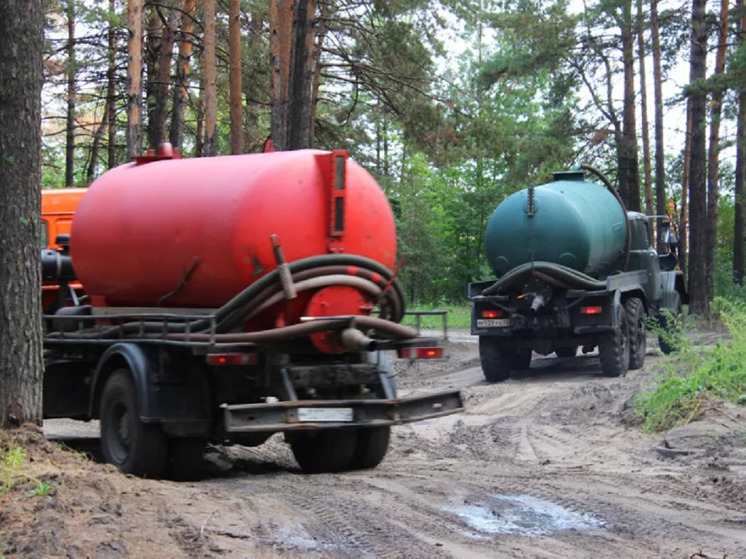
[89,342,159,421]
[660,270,686,309]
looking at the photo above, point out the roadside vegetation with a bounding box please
[0,443,55,498]
[402,304,472,331]
[635,297,746,433]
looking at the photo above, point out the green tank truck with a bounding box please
[468,166,687,381]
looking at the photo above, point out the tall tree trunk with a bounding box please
[107,0,118,169]
[145,5,162,149]
[687,0,708,315]
[310,2,329,140]
[169,0,195,151]
[269,0,293,150]
[636,0,653,216]
[651,0,667,251]
[287,0,316,150]
[229,0,243,154]
[735,1,746,286]
[127,0,144,159]
[86,109,108,182]
[203,0,218,156]
[619,0,641,211]
[681,105,692,284]
[151,1,179,150]
[65,0,77,186]
[706,0,729,299]
[0,0,44,427]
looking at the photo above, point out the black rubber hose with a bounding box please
[481,261,606,295]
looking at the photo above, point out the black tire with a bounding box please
[479,336,531,383]
[598,304,630,377]
[289,429,357,473]
[625,297,646,370]
[99,370,168,478]
[555,347,577,358]
[348,426,391,470]
[658,292,682,355]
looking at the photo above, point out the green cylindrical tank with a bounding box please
[485,171,628,279]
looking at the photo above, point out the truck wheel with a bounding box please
[658,292,682,355]
[625,297,646,370]
[599,304,630,377]
[99,370,168,478]
[349,426,391,470]
[555,347,577,358]
[479,336,531,383]
[289,429,357,473]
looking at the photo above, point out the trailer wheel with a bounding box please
[100,370,168,478]
[658,292,682,355]
[625,297,646,370]
[599,304,630,377]
[289,429,357,473]
[349,426,391,470]
[479,336,531,383]
[555,346,577,358]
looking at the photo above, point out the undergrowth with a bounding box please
[0,443,55,498]
[635,297,746,432]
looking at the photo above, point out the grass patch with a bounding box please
[402,304,471,331]
[0,442,56,498]
[635,298,746,432]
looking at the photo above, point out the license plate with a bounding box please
[477,318,511,328]
[298,407,354,422]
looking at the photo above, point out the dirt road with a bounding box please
[9,335,746,558]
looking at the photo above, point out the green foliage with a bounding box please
[0,444,56,498]
[402,304,472,330]
[0,445,27,494]
[635,299,746,433]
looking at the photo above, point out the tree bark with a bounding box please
[107,0,118,169]
[681,105,692,284]
[151,1,179,150]
[636,0,653,216]
[619,0,641,212]
[229,0,243,154]
[735,1,746,286]
[687,0,708,315]
[269,0,293,150]
[651,0,667,251]
[0,0,44,427]
[127,0,144,159]
[65,0,77,186]
[203,0,218,156]
[706,0,729,299]
[287,0,316,150]
[170,0,195,151]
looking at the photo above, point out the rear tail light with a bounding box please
[481,309,503,318]
[397,347,444,359]
[206,353,259,366]
[580,306,603,315]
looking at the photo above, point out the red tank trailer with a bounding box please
[42,145,463,479]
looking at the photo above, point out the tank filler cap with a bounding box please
[133,142,181,165]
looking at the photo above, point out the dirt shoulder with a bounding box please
[2,333,745,558]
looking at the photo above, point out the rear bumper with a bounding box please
[221,390,463,433]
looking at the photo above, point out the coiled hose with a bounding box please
[46,254,412,342]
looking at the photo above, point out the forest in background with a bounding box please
[41,0,746,314]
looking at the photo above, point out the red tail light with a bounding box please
[206,353,259,366]
[397,347,444,359]
[481,309,503,319]
[580,306,603,315]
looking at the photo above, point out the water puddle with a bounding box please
[447,494,606,537]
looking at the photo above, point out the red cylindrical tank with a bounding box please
[71,149,396,310]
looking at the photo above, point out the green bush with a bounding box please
[635,297,746,432]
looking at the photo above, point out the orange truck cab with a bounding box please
[41,188,86,311]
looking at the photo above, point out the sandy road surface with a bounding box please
[35,335,746,559]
